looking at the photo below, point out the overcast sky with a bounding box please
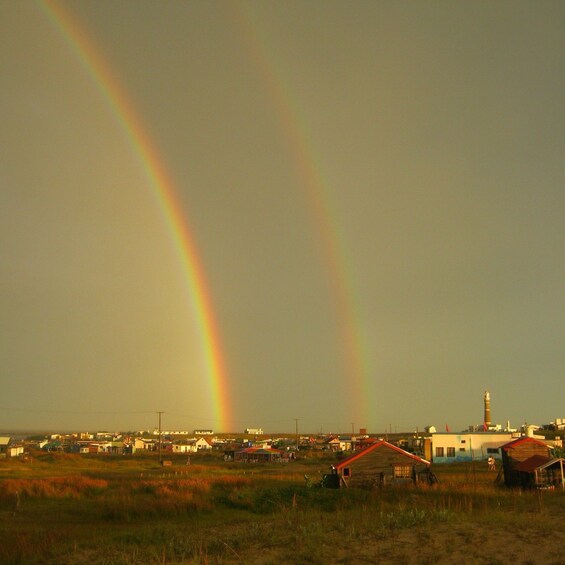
[1,1,563,434]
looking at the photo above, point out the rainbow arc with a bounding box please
[41,0,232,431]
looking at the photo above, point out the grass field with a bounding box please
[1,451,564,564]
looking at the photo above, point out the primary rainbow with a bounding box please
[40,0,232,431]
[232,5,372,426]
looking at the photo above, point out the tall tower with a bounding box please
[484,390,491,428]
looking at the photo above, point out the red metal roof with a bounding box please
[515,455,552,472]
[334,440,430,470]
[237,447,282,454]
[500,437,549,451]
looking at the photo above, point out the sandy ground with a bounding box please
[339,522,565,565]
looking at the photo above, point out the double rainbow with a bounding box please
[41,1,372,431]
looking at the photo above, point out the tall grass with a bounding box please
[1,455,564,564]
[0,476,108,499]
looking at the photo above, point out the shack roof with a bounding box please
[516,455,552,472]
[334,440,430,470]
[500,437,549,451]
[516,455,564,473]
[236,447,282,454]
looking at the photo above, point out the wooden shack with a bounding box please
[234,447,282,463]
[499,437,552,488]
[331,440,432,488]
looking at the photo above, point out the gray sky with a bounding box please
[1,1,563,434]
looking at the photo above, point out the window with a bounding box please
[435,447,444,457]
[487,448,499,454]
[460,440,466,444]
[394,465,412,478]
[459,447,466,452]
[447,447,455,457]
[343,467,350,477]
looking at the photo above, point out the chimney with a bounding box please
[484,390,491,428]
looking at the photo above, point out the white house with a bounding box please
[431,432,516,463]
[134,438,156,451]
[0,437,24,458]
[195,437,211,450]
[172,440,198,453]
[172,437,212,453]
[245,428,263,435]
[552,418,565,431]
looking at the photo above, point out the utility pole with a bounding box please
[295,418,299,451]
[351,422,355,436]
[157,411,164,463]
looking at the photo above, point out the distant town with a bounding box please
[2,392,564,473]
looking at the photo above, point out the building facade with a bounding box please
[431,432,515,463]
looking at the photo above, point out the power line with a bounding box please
[0,406,154,415]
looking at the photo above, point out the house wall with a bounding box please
[338,444,429,488]
[8,445,24,457]
[172,444,197,453]
[431,433,514,463]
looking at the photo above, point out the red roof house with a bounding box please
[329,440,432,488]
[499,436,554,488]
[234,447,282,463]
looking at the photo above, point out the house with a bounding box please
[103,441,127,455]
[338,437,354,452]
[550,418,565,431]
[0,437,25,458]
[499,436,554,488]
[78,443,93,454]
[171,437,212,454]
[330,440,433,488]
[234,447,282,462]
[0,437,11,459]
[430,432,514,463]
[324,437,343,452]
[8,444,24,457]
[244,428,263,435]
[134,438,156,451]
[195,437,212,451]
[172,440,198,453]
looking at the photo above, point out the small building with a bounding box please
[104,441,127,455]
[550,418,565,431]
[195,437,212,450]
[172,440,198,453]
[499,436,553,488]
[1,438,24,458]
[171,437,212,453]
[134,438,156,451]
[331,440,432,488]
[8,444,24,457]
[324,437,343,452]
[244,428,263,435]
[0,437,11,459]
[234,447,282,463]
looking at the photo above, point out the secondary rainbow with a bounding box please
[232,5,372,426]
[40,0,232,430]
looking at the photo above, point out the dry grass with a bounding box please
[0,454,564,564]
[0,476,108,499]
